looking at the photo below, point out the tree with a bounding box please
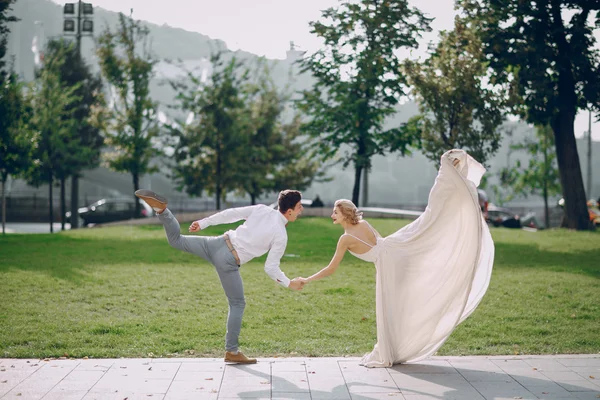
[239,61,325,204]
[26,53,79,234]
[404,18,504,166]
[44,39,105,230]
[459,0,599,230]
[167,52,247,210]
[97,12,160,218]
[0,71,32,234]
[297,0,431,205]
[0,0,17,83]
[499,125,561,229]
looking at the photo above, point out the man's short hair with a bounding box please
[278,190,302,214]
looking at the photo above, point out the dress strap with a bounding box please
[365,221,379,237]
[344,233,374,248]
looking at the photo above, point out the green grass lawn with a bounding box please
[0,217,598,359]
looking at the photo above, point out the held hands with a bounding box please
[189,220,201,233]
[289,278,307,291]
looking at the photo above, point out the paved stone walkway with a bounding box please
[1,355,599,399]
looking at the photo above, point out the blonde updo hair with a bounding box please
[334,199,363,225]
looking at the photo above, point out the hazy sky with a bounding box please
[50,0,599,140]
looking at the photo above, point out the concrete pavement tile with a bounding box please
[0,359,44,371]
[545,371,593,382]
[525,382,577,399]
[458,370,516,382]
[401,387,485,399]
[525,359,573,372]
[1,388,48,400]
[557,380,600,392]
[271,361,307,373]
[349,392,404,399]
[572,392,600,400]
[448,359,504,372]
[390,372,470,387]
[510,371,554,386]
[173,369,224,382]
[166,377,222,393]
[0,370,39,397]
[271,371,309,393]
[217,385,271,398]
[73,359,115,371]
[271,393,312,399]
[558,359,600,368]
[52,370,105,391]
[40,389,88,400]
[82,392,167,400]
[105,360,180,380]
[176,361,225,372]
[89,375,172,394]
[389,360,457,375]
[165,392,218,400]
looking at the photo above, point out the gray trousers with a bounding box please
[158,209,244,352]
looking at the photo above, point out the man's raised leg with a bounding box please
[136,190,211,261]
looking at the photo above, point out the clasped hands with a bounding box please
[289,277,309,291]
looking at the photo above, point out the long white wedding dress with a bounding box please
[356,149,495,367]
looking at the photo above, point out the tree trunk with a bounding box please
[543,180,550,229]
[352,164,363,207]
[1,174,6,235]
[49,176,54,234]
[216,142,222,211]
[133,173,140,218]
[70,175,79,229]
[362,166,369,207]
[60,177,66,231]
[250,193,256,205]
[552,111,591,230]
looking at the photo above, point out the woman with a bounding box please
[301,149,495,367]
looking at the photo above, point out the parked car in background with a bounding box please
[487,204,521,228]
[66,197,153,226]
[486,204,541,229]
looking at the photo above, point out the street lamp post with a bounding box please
[63,1,94,230]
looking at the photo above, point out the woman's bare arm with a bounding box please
[304,235,351,282]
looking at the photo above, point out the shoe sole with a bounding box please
[134,189,167,204]
[224,359,257,364]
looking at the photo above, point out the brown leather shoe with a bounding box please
[224,351,257,364]
[135,189,168,212]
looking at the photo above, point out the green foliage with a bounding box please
[239,60,327,204]
[0,71,32,184]
[45,39,105,179]
[96,12,160,216]
[167,52,248,210]
[404,18,504,166]
[298,0,431,205]
[459,0,598,229]
[26,51,80,187]
[0,0,17,82]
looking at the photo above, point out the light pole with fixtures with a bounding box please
[63,1,94,230]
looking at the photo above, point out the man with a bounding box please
[135,189,305,364]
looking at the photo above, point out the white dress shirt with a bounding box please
[198,204,291,287]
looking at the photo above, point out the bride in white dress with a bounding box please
[301,149,495,367]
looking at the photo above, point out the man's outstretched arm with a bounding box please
[264,236,303,290]
[189,205,261,232]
